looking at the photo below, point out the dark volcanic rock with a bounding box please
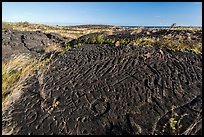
[2,45,202,135]
[2,30,70,61]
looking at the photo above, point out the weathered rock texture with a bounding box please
[2,30,69,61]
[2,44,202,135]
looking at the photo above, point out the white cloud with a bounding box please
[193,2,201,4]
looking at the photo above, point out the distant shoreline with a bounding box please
[121,26,202,28]
[2,21,202,29]
[50,23,202,28]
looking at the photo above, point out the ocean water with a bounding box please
[121,26,202,28]
[121,26,171,28]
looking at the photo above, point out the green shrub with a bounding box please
[110,38,116,44]
[134,38,143,44]
[84,37,89,44]
[96,35,104,44]
[90,37,96,44]
[105,38,112,44]
[119,38,129,45]
[119,39,126,45]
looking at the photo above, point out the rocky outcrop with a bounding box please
[69,29,202,47]
[2,30,70,61]
[2,44,202,135]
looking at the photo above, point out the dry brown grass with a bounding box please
[44,45,64,53]
[2,51,57,110]
[130,28,143,35]
[2,54,39,109]
[106,28,114,35]
[2,22,126,39]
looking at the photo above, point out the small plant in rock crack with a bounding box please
[65,40,71,47]
[60,44,72,55]
[162,105,188,135]
[74,43,82,47]
[53,100,60,108]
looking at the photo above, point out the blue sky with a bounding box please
[2,2,202,26]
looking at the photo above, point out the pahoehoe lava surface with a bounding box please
[2,44,202,135]
[2,30,69,61]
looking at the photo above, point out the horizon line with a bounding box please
[2,21,202,27]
